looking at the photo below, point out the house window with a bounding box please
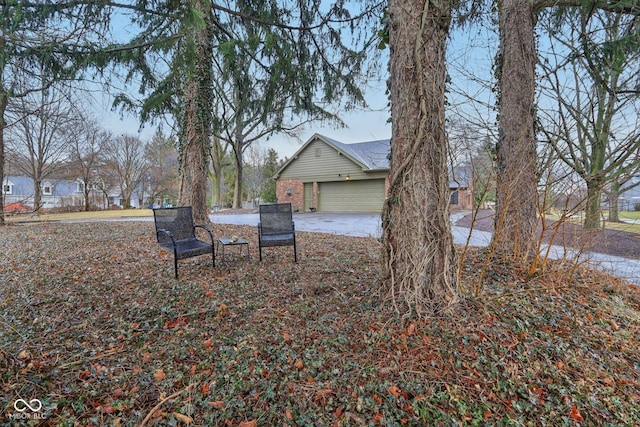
[3,184,12,195]
[42,183,52,195]
[315,148,321,157]
[450,191,459,205]
[77,181,85,193]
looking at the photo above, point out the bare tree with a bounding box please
[538,8,640,228]
[145,129,179,207]
[102,134,148,208]
[6,84,78,212]
[68,117,111,211]
[382,0,459,317]
[244,145,269,207]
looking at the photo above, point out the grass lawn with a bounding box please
[1,221,639,426]
[5,209,153,224]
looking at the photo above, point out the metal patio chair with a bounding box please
[153,206,215,278]
[257,203,297,262]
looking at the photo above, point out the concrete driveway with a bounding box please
[210,210,639,285]
[210,211,490,243]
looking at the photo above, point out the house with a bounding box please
[618,175,640,211]
[2,175,146,211]
[273,134,473,213]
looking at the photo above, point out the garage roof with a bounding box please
[275,134,390,179]
[275,133,471,188]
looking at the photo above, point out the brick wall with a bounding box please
[276,179,304,212]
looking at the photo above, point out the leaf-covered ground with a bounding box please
[1,221,639,426]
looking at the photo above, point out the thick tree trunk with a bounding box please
[492,0,539,262]
[177,0,214,224]
[382,0,458,317]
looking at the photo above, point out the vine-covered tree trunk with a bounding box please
[382,0,458,317]
[177,0,214,224]
[0,90,6,225]
[492,0,539,262]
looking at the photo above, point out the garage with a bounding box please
[318,179,386,212]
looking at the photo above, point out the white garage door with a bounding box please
[318,179,385,212]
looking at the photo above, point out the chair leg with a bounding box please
[174,257,179,279]
[293,241,297,262]
[259,245,263,261]
[211,246,215,268]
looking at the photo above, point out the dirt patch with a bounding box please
[455,209,640,259]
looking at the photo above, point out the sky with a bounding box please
[96,93,391,160]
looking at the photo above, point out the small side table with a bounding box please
[216,237,250,263]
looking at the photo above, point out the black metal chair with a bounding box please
[257,203,297,262]
[153,206,215,278]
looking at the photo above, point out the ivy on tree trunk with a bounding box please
[382,0,459,317]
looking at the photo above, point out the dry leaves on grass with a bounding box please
[1,221,639,426]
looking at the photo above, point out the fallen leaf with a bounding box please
[406,322,416,336]
[238,420,257,427]
[173,412,193,424]
[388,385,401,398]
[153,368,166,382]
[569,405,584,422]
[209,401,225,410]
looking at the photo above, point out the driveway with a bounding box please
[210,210,640,285]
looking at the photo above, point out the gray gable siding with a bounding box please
[278,138,385,182]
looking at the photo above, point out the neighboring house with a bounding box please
[618,175,640,211]
[2,175,146,211]
[273,134,473,213]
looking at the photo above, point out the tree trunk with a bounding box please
[177,0,214,224]
[585,179,604,229]
[33,179,42,212]
[209,137,225,208]
[233,145,243,209]
[382,0,458,317]
[608,181,620,222]
[0,89,6,225]
[84,186,91,211]
[492,0,539,262]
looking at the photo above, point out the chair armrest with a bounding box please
[157,228,176,246]
[194,224,214,243]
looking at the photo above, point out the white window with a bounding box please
[3,183,12,195]
[42,182,52,195]
[77,181,85,193]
